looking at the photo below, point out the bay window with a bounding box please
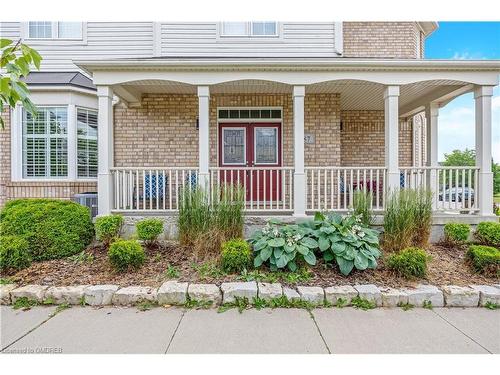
[77,108,98,178]
[20,105,97,180]
[22,107,68,178]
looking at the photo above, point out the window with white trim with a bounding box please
[77,108,98,178]
[22,107,68,178]
[28,21,82,39]
[221,22,278,37]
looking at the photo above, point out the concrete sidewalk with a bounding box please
[1,306,499,354]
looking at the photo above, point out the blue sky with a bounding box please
[424,22,500,162]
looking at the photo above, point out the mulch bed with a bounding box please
[4,242,498,288]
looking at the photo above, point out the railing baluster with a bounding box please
[337,169,341,210]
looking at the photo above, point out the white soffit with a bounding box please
[119,79,469,111]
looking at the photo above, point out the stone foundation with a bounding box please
[119,213,499,243]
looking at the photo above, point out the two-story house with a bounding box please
[1,22,498,232]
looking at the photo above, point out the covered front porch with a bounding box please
[76,58,499,218]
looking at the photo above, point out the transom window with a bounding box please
[28,21,83,39]
[77,108,98,178]
[23,107,68,178]
[221,22,278,37]
[218,108,282,120]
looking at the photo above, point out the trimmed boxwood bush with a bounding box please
[136,218,163,245]
[443,222,470,245]
[467,245,500,276]
[475,222,500,248]
[108,240,145,272]
[220,238,252,273]
[95,215,123,246]
[0,235,32,271]
[386,247,430,279]
[0,199,94,261]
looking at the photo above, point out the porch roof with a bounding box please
[76,57,500,73]
[76,57,500,116]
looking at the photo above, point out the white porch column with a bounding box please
[97,86,114,215]
[425,103,439,208]
[474,85,494,216]
[197,86,210,189]
[384,85,400,192]
[293,86,306,217]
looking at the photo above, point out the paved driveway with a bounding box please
[1,306,499,354]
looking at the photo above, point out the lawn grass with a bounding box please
[494,194,500,204]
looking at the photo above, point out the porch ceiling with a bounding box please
[118,78,473,115]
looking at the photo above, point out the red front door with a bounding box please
[219,123,282,203]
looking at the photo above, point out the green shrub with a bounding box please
[249,212,381,275]
[136,218,164,245]
[467,245,500,276]
[443,222,470,245]
[249,220,318,272]
[178,185,244,260]
[0,235,32,271]
[108,240,145,272]
[475,222,500,247]
[0,199,94,261]
[221,239,252,273]
[305,212,381,276]
[386,247,430,279]
[352,190,374,226]
[383,188,433,252]
[95,215,123,246]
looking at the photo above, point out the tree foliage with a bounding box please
[0,38,42,128]
[443,148,475,166]
[443,148,499,194]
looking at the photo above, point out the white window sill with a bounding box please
[23,38,88,46]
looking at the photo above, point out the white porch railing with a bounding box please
[305,167,387,211]
[209,167,294,212]
[111,165,480,214]
[400,166,480,212]
[111,167,199,211]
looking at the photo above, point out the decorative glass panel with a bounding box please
[255,128,277,164]
[251,22,277,36]
[222,22,247,36]
[218,108,282,120]
[77,108,98,178]
[58,22,82,39]
[22,107,68,178]
[223,128,245,165]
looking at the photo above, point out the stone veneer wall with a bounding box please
[0,107,96,208]
[343,22,420,58]
[340,110,413,167]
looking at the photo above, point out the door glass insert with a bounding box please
[255,127,278,164]
[222,128,246,164]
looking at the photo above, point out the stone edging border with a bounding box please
[1,282,499,309]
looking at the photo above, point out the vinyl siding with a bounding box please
[0,22,155,71]
[0,22,340,72]
[160,22,339,57]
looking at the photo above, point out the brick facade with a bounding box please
[114,93,344,169]
[113,94,413,169]
[343,22,420,58]
[340,110,413,167]
[1,94,418,207]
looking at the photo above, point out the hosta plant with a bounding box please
[249,220,318,271]
[305,212,381,276]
